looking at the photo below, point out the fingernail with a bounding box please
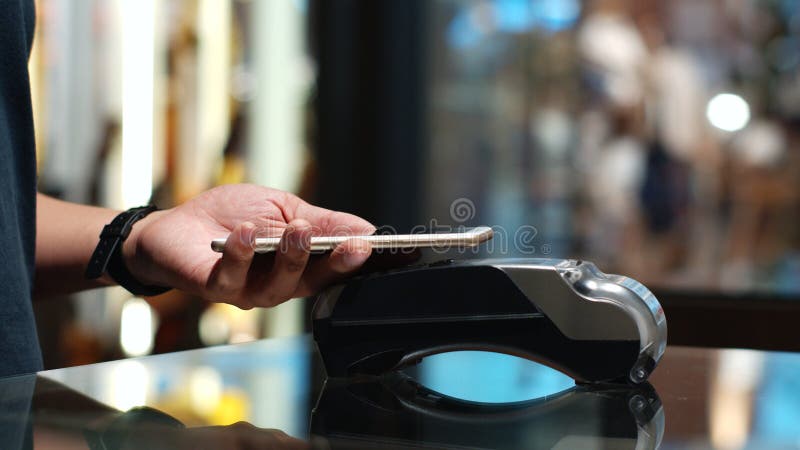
[288,226,302,248]
[285,224,312,252]
[240,222,256,248]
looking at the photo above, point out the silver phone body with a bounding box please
[211,226,494,253]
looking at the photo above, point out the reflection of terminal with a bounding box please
[311,372,664,450]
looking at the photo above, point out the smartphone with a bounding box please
[211,226,494,254]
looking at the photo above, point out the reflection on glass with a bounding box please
[709,350,765,449]
[752,352,800,447]
[705,348,800,449]
[0,374,308,450]
[3,335,800,448]
[42,337,310,436]
[417,350,574,403]
[108,360,151,411]
[311,371,663,450]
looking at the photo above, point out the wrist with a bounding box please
[85,206,171,296]
[122,209,167,288]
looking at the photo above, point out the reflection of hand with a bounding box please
[120,422,309,450]
[123,184,375,308]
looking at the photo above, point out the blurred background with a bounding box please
[29,0,800,368]
[25,1,800,446]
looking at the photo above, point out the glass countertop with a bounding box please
[2,336,799,449]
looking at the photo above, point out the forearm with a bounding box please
[33,184,379,306]
[33,194,119,299]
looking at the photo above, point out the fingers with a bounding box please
[248,219,313,307]
[326,210,376,235]
[293,200,376,236]
[298,238,372,296]
[208,219,373,308]
[205,196,378,308]
[329,238,373,272]
[206,221,256,306]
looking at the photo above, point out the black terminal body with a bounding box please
[312,258,667,384]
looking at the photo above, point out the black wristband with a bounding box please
[85,206,171,297]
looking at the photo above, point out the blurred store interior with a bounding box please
[26,0,800,443]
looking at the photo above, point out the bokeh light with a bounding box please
[120,297,156,357]
[706,93,751,132]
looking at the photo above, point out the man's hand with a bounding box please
[122,184,374,308]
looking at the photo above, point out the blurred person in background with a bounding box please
[721,117,797,291]
[577,0,649,272]
[1,0,376,379]
[577,0,703,282]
